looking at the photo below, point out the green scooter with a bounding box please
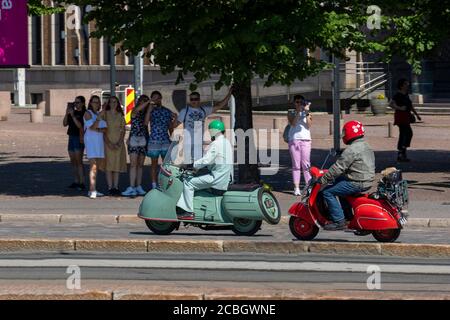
[138,141,281,236]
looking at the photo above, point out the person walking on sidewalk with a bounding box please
[145,91,177,190]
[287,95,313,196]
[390,78,422,162]
[63,96,86,191]
[84,95,107,199]
[122,95,150,197]
[176,89,233,163]
[101,96,127,196]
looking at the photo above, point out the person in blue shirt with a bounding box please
[145,91,177,190]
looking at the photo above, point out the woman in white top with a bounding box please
[287,95,313,196]
[84,95,107,199]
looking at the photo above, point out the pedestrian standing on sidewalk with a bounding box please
[390,79,422,162]
[176,89,233,163]
[101,96,127,196]
[122,95,151,197]
[63,96,86,191]
[287,95,313,196]
[145,91,177,190]
[84,95,107,199]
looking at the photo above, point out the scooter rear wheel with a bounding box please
[231,219,262,236]
[372,229,401,243]
[289,216,319,241]
[145,220,178,235]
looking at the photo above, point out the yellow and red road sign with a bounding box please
[125,87,135,125]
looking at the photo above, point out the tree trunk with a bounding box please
[233,79,260,184]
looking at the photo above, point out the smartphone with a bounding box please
[67,102,75,110]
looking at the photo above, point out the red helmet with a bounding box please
[342,120,365,145]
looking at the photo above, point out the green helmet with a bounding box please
[208,120,225,139]
[209,120,225,132]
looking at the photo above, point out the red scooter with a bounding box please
[288,166,409,243]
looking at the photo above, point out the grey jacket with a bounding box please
[320,138,375,189]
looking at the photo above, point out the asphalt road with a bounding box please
[0,252,449,295]
[0,221,449,244]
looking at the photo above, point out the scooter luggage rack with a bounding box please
[376,172,409,210]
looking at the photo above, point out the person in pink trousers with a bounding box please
[287,95,313,196]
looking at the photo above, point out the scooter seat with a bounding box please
[209,188,227,196]
[227,184,261,192]
[352,193,367,198]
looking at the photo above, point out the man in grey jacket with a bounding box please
[319,121,375,230]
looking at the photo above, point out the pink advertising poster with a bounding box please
[0,0,29,68]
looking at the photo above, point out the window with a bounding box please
[103,40,111,65]
[31,16,42,65]
[54,13,65,65]
[81,8,90,64]
[128,53,135,65]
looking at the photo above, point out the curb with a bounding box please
[0,214,449,229]
[1,239,450,258]
[0,287,448,300]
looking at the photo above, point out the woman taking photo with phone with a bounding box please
[122,95,151,197]
[63,96,86,191]
[287,95,313,196]
[84,95,107,199]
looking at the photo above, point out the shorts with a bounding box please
[68,135,85,152]
[147,142,170,159]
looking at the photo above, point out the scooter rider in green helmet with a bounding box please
[176,120,233,220]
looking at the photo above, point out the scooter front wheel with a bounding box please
[231,219,262,236]
[289,216,319,241]
[145,220,178,235]
[372,229,401,243]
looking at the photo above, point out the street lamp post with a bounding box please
[110,43,116,97]
[332,54,341,154]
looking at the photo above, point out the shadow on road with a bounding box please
[0,148,449,197]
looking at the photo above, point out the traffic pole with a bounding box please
[110,43,116,97]
[134,49,144,99]
[332,55,341,154]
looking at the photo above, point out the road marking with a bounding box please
[0,259,449,275]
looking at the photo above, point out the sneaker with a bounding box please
[151,183,158,190]
[294,188,301,196]
[135,185,147,196]
[121,186,137,197]
[108,189,116,196]
[68,183,79,189]
[88,191,103,199]
[323,220,347,231]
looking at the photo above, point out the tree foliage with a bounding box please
[72,0,450,182]
[28,0,64,16]
[74,0,450,81]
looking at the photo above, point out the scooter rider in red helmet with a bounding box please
[318,121,376,231]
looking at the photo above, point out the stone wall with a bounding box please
[44,88,101,116]
[0,92,11,121]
